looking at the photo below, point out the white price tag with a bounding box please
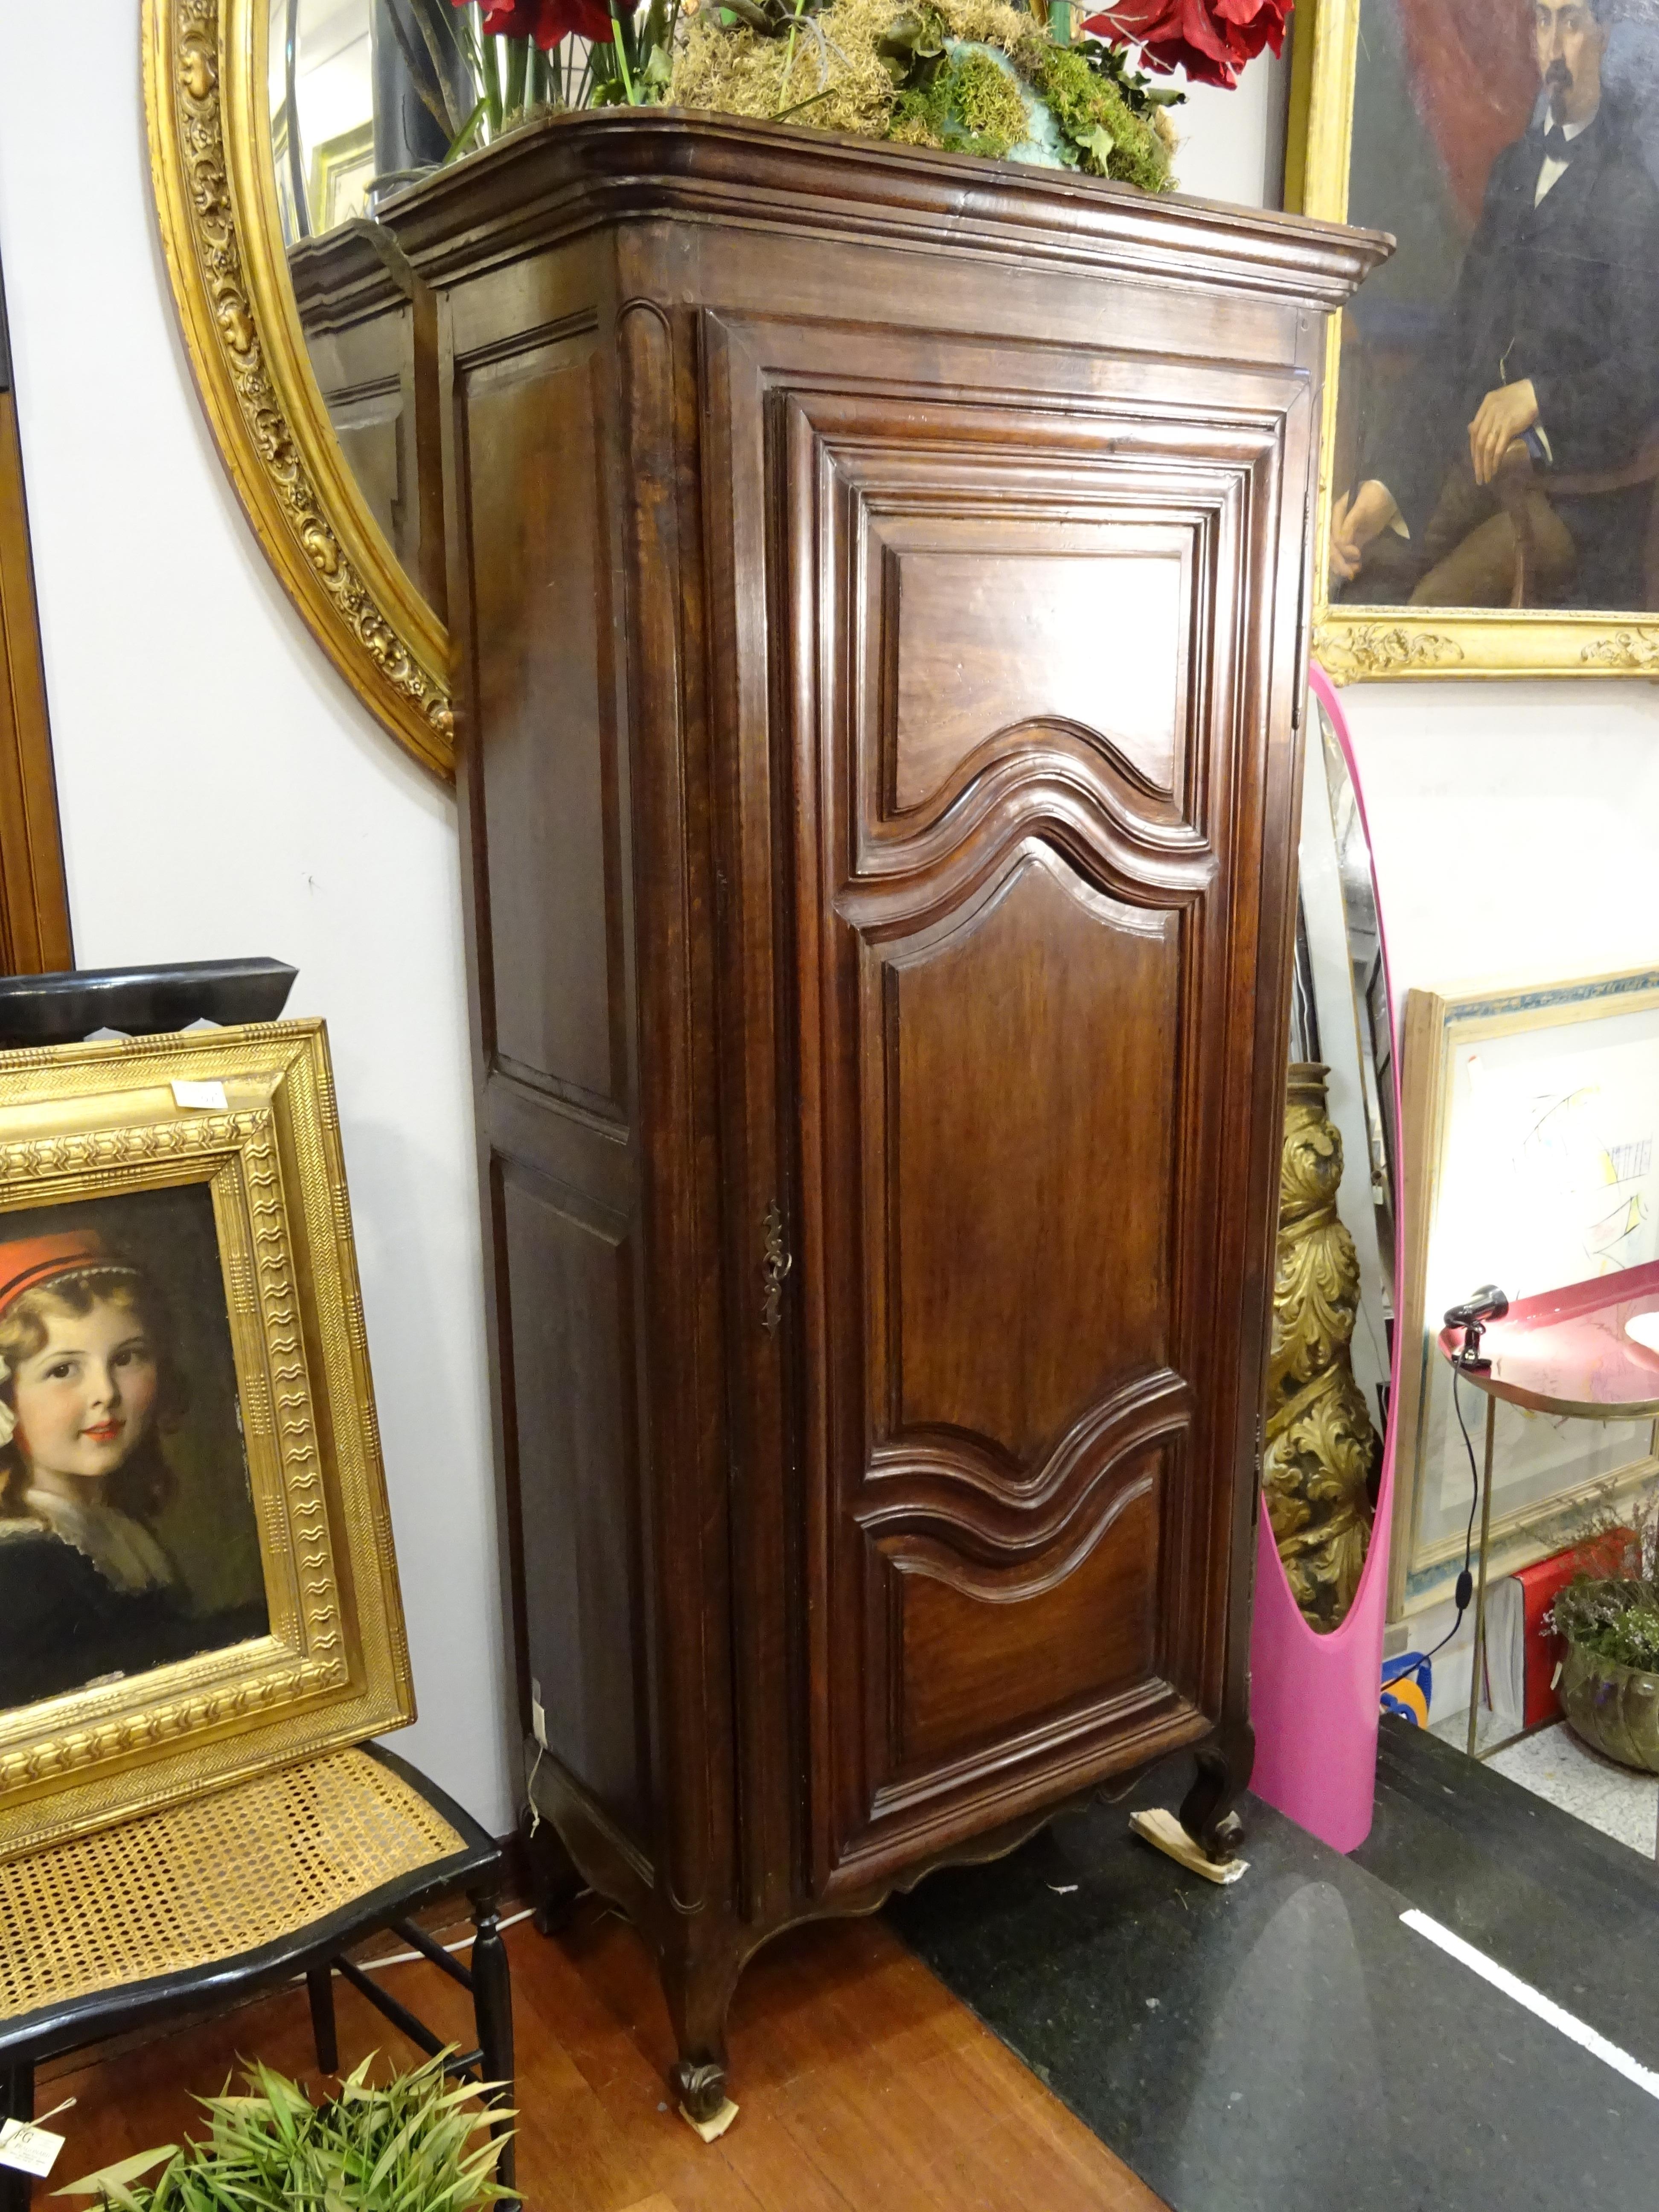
[171,1079,228,1111]
[0,2116,65,2178]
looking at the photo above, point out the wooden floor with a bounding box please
[38,1898,1165,2211]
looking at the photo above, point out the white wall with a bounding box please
[1169,47,1288,209]
[1345,684,1659,1005]
[0,6,512,1830]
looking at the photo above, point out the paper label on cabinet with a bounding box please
[171,1080,228,1111]
[0,2118,64,2177]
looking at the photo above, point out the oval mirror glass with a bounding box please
[268,0,444,612]
[1264,689,1397,1634]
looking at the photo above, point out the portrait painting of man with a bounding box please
[0,1184,271,1718]
[1327,0,1659,613]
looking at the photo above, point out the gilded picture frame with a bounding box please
[143,0,453,775]
[1391,969,1659,1620]
[1287,0,1659,682]
[0,1021,413,1860]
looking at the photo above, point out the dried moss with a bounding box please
[950,47,1028,152]
[669,0,1175,189]
[1032,39,1167,187]
[672,3,895,134]
[893,42,1028,158]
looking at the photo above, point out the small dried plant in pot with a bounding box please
[1548,1573,1659,1774]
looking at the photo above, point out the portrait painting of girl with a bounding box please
[0,1222,271,1714]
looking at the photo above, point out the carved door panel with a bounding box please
[704,313,1309,1903]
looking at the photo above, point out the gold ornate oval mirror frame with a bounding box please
[143,0,453,778]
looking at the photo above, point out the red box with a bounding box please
[1514,1530,1640,1730]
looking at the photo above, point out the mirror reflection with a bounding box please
[1265,695,1396,1632]
[265,2,626,612]
[269,0,441,607]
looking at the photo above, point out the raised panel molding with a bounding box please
[857,1363,1191,1552]
[881,533,1190,817]
[873,842,1181,1466]
[886,1461,1165,1779]
[466,333,626,1122]
[768,342,1269,1883]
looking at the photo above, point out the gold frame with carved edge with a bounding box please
[0,1021,414,1861]
[1286,0,1659,683]
[1390,969,1659,1624]
[143,0,454,775]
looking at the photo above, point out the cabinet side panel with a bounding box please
[467,338,623,1118]
[501,1161,646,1833]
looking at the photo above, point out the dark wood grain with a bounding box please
[397,109,1390,2112]
[0,254,71,978]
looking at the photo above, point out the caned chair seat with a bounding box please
[0,1744,515,2204]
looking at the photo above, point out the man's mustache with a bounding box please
[1545,56,1574,88]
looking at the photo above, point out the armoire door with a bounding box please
[704,307,1310,1903]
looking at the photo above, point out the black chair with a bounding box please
[0,1744,514,2208]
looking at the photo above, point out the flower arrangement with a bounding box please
[1548,1574,1659,1675]
[1084,0,1291,89]
[385,0,1285,187]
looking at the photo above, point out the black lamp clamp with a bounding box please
[1444,1284,1510,1373]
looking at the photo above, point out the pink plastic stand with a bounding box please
[1247,664,1404,1854]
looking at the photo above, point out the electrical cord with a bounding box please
[1418,1361,1481,1664]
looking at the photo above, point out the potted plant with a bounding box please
[58,2052,513,2210]
[1548,1573,1659,1773]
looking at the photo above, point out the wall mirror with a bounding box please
[1264,683,1397,1635]
[146,0,454,776]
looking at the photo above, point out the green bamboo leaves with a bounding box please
[55,2052,513,2212]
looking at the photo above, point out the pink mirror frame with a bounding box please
[1249,663,1404,1854]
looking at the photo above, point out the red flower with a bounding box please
[1082,0,1291,88]
[451,0,614,47]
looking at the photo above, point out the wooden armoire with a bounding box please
[393,114,1385,2114]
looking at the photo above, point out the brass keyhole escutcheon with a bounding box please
[762,1200,792,1334]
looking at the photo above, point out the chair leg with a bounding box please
[468,1888,516,2196]
[0,2061,34,2212]
[307,1965,339,2075]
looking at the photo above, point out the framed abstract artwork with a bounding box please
[0,1022,413,1859]
[1288,0,1659,681]
[1392,968,1659,1617]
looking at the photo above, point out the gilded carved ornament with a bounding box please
[146,0,453,775]
[1263,1064,1381,1631]
[1311,622,1464,684]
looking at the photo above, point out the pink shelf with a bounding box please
[1438,1260,1659,1420]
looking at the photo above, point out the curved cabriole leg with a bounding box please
[1179,1718,1254,1863]
[663,1943,744,2123]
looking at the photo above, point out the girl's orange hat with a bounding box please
[0,1231,137,1321]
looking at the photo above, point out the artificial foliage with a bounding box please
[1082,0,1290,89]
[1548,1576,1659,1677]
[387,0,1205,191]
[59,2052,513,2212]
[672,0,1181,187]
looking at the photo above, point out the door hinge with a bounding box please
[761,1199,792,1334]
